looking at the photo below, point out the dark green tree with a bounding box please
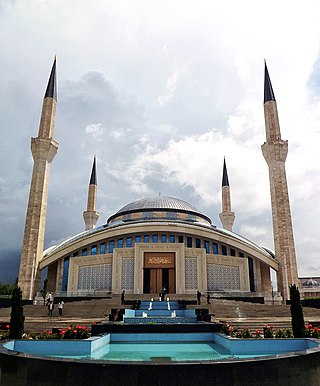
[9,286,25,339]
[290,284,305,338]
[40,278,48,305]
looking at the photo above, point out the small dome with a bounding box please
[107,196,211,225]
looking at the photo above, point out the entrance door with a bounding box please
[143,252,176,294]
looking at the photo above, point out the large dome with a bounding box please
[117,196,201,213]
[107,196,212,225]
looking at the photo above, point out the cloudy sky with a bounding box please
[1,0,320,283]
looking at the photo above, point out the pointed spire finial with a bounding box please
[264,60,276,103]
[89,155,97,185]
[44,57,57,101]
[222,157,229,187]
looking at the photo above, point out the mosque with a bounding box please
[17,59,300,303]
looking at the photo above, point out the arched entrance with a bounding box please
[143,252,176,294]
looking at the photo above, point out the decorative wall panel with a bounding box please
[207,263,240,290]
[121,257,134,290]
[77,264,112,290]
[185,258,197,290]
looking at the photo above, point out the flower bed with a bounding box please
[219,322,320,339]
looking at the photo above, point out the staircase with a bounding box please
[1,295,320,333]
[123,300,198,324]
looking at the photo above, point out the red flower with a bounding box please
[73,330,77,333]
[308,324,313,328]
[93,321,97,325]
[5,325,10,329]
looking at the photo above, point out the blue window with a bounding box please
[187,237,192,247]
[230,248,236,256]
[135,235,141,244]
[169,235,175,243]
[62,257,69,292]
[213,243,218,254]
[196,238,201,248]
[205,240,210,253]
[161,235,167,243]
[126,237,132,247]
[222,245,227,256]
[166,211,177,219]
[178,236,184,243]
[91,245,97,255]
[100,242,106,254]
[144,235,149,243]
[82,248,87,256]
[118,239,123,248]
[109,240,114,253]
[152,235,158,243]
[72,252,78,258]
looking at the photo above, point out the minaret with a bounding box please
[83,156,99,230]
[261,62,299,301]
[18,58,59,299]
[219,158,235,231]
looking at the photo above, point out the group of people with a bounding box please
[46,293,65,317]
[197,291,211,305]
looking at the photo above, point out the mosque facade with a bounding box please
[17,59,299,302]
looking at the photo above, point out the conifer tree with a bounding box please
[290,284,305,338]
[9,286,25,338]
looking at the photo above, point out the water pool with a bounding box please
[3,333,319,363]
[50,342,237,361]
[2,334,320,385]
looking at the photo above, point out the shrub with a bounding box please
[9,286,24,339]
[263,324,274,338]
[37,325,90,340]
[274,329,287,338]
[304,324,320,339]
[254,329,262,339]
[62,325,90,339]
[241,328,251,338]
[220,323,233,336]
[290,284,305,338]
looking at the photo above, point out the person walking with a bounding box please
[58,300,64,316]
[121,290,125,305]
[47,300,54,317]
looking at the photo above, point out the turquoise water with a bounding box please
[50,342,270,362]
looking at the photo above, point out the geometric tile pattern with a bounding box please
[77,264,112,290]
[121,257,134,290]
[185,257,198,290]
[207,263,240,290]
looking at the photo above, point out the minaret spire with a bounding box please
[264,61,275,103]
[222,157,229,187]
[219,157,235,231]
[44,57,57,101]
[83,155,99,230]
[261,62,299,302]
[18,58,59,299]
[89,156,97,185]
